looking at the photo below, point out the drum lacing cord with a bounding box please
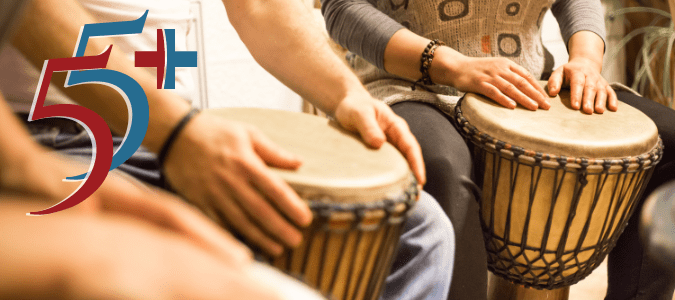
[453,97,667,289]
[462,175,482,204]
[277,179,418,300]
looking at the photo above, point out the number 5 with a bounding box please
[66,10,149,181]
[28,49,115,215]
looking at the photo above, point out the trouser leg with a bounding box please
[381,191,455,300]
[392,101,486,300]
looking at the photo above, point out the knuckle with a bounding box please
[504,83,516,93]
[516,77,528,88]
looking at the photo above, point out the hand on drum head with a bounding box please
[429,47,551,111]
[334,94,426,188]
[162,113,313,256]
[546,31,618,114]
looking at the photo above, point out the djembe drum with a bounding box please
[453,83,663,299]
[207,108,417,300]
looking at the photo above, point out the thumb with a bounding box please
[250,129,303,170]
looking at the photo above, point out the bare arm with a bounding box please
[222,0,367,116]
[10,0,424,253]
[221,0,425,185]
[11,0,311,254]
[321,0,549,110]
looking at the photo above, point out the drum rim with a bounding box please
[305,175,418,213]
[454,97,664,169]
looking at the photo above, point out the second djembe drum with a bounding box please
[454,84,663,299]
[208,108,417,300]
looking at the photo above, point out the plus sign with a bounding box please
[135,29,165,89]
[135,29,197,89]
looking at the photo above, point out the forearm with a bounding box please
[383,29,468,88]
[567,31,605,73]
[321,0,467,86]
[221,0,369,115]
[11,0,191,153]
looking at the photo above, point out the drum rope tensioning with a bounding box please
[453,84,663,294]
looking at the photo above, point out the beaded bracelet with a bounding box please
[412,39,445,91]
[158,108,201,167]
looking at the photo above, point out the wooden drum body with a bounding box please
[208,108,417,300]
[453,84,663,297]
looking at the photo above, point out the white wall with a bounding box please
[198,0,303,111]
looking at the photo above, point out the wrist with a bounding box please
[142,90,193,154]
[567,31,604,73]
[157,108,201,167]
[429,46,465,87]
[568,56,602,73]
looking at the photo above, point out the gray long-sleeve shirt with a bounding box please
[322,0,606,73]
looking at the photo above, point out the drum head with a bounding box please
[460,83,659,158]
[207,108,411,203]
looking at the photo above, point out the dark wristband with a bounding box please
[412,39,445,91]
[157,108,201,167]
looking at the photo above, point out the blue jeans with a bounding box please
[381,191,455,300]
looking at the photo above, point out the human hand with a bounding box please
[0,150,252,268]
[547,57,618,114]
[431,48,550,110]
[0,200,282,300]
[334,94,426,188]
[162,113,313,256]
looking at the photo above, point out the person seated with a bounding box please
[1,0,457,298]
[321,0,675,298]
[0,91,331,299]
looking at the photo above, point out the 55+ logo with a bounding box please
[28,10,197,215]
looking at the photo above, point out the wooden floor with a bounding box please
[568,259,675,300]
